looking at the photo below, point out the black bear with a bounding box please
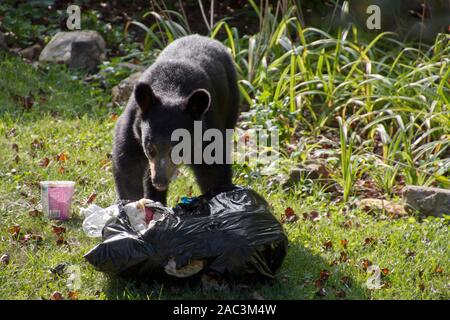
[112,35,240,204]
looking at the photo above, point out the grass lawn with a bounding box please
[0,57,448,300]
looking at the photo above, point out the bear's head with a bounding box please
[134,82,211,191]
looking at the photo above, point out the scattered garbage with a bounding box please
[81,199,168,237]
[66,265,82,291]
[40,181,75,220]
[84,186,288,282]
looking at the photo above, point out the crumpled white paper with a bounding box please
[81,199,167,237]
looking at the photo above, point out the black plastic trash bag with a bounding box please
[84,186,288,282]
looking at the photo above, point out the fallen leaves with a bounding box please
[281,207,299,224]
[319,270,331,281]
[85,192,97,205]
[68,291,78,300]
[30,139,45,150]
[22,233,44,245]
[361,259,372,271]
[99,158,112,170]
[55,152,69,162]
[339,251,348,263]
[323,239,333,250]
[340,239,348,249]
[314,270,332,297]
[50,291,63,300]
[435,266,444,274]
[335,289,346,299]
[28,209,43,217]
[39,157,50,168]
[9,225,21,237]
[9,225,44,245]
[1,253,10,266]
[13,93,34,110]
[12,143,19,153]
[52,225,68,246]
[51,225,66,235]
[364,237,377,246]
[342,219,352,229]
[303,210,320,222]
[315,287,327,297]
[341,276,351,288]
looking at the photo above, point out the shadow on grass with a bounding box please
[102,242,368,300]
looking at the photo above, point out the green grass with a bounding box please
[0,57,448,300]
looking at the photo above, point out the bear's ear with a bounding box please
[135,83,156,113]
[182,89,211,120]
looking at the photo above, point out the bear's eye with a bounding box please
[148,145,157,158]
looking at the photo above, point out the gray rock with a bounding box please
[39,31,106,72]
[19,44,42,60]
[112,72,142,104]
[282,162,330,187]
[117,62,145,72]
[403,185,450,217]
[355,198,407,218]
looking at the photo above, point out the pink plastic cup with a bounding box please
[40,181,75,221]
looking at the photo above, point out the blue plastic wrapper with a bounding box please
[84,186,288,282]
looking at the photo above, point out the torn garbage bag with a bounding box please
[84,186,288,282]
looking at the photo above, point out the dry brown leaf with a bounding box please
[51,225,66,235]
[68,291,78,300]
[281,207,299,224]
[435,266,444,274]
[30,139,44,150]
[341,276,351,287]
[319,270,331,281]
[323,239,333,250]
[55,152,68,162]
[340,251,348,263]
[50,291,63,300]
[85,192,97,205]
[361,259,372,271]
[364,237,377,246]
[1,253,10,266]
[39,157,50,168]
[335,289,346,299]
[9,225,21,237]
[28,209,43,217]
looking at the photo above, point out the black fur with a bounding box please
[112,35,240,204]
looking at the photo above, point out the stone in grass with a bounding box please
[403,185,450,217]
[39,31,106,73]
[282,162,330,188]
[117,62,145,72]
[112,72,143,104]
[19,43,42,60]
[355,198,407,218]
